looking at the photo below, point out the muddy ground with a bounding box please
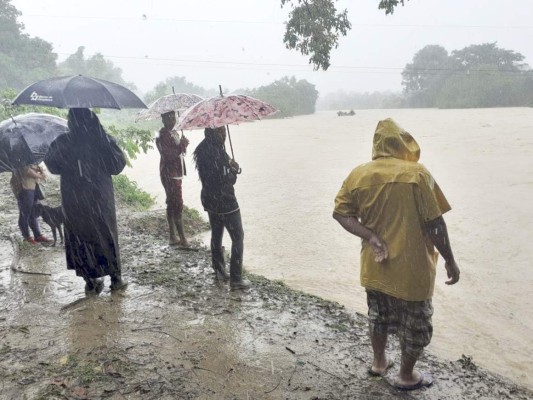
[0,174,531,400]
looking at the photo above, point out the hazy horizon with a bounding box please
[10,0,533,97]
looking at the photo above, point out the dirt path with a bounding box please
[0,176,531,399]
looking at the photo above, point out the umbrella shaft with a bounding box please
[226,125,235,160]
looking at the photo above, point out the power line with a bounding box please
[22,13,280,25]
[55,52,531,75]
[21,13,533,30]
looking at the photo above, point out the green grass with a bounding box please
[113,174,155,210]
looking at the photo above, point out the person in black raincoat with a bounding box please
[44,108,127,294]
[193,126,250,290]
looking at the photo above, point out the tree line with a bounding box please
[0,0,318,120]
[4,0,531,114]
[402,43,533,108]
[320,42,533,110]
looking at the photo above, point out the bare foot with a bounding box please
[393,371,433,390]
[368,359,394,376]
[395,370,423,388]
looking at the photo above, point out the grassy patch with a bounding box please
[113,174,155,210]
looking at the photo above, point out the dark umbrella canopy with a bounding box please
[0,113,69,173]
[12,75,147,110]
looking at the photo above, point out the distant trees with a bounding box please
[321,42,533,110]
[402,43,533,108]
[0,0,150,166]
[401,45,454,107]
[0,0,57,90]
[142,76,318,118]
[58,46,134,88]
[452,43,527,72]
[245,76,318,118]
[143,76,212,104]
[0,1,133,91]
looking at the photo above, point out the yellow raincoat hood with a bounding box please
[372,118,420,162]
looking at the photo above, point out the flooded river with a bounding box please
[126,108,533,388]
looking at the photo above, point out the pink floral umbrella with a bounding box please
[134,93,204,122]
[175,94,277,130]
[175,92,277,160]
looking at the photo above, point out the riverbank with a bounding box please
[0,173,531,399]
[125,108,533,388]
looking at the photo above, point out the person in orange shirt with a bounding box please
[156,111,190,247]
[333,118,460,391]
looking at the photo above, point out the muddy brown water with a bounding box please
[126,108,533,390]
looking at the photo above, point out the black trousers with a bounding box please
[208,210,244,282]
[17,189,41,239]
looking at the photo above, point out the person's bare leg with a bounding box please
[175,215,190,247]
[167,209,179,245]
[396,345,421,386]
[370,332,390,373]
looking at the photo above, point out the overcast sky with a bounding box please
[11,0,533,96]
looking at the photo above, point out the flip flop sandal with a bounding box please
[393,372,434,391]
[368,359,395,377]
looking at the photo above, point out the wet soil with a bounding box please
[0,174,531,400]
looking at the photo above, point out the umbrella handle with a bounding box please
[226,124,235,160]
[224,125,241,174]
[179,129,188,155]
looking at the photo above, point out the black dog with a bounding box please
[33,204,64,246]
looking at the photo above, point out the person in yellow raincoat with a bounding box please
[333,118,460,391]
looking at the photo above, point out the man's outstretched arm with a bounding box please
[332,212,388,263]
[425,216,460,285]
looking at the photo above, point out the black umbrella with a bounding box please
[0,113,69,173]
[12,75,147,110]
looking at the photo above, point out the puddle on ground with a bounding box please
[1,232,531,399]
[0,237,305,398]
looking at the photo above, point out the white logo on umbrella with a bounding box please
[29,91,54,102]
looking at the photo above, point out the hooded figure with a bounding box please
[44,108,127,293]
[333,118,460,390]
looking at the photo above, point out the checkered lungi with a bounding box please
[366,290,433,358]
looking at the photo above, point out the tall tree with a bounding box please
[281,0,409,70]
[402,42,533,108]
[450,42,526,72]
[58,46,134,88]
[0,0,57,90]
[401,45,453,107]
[281,0,350,71]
